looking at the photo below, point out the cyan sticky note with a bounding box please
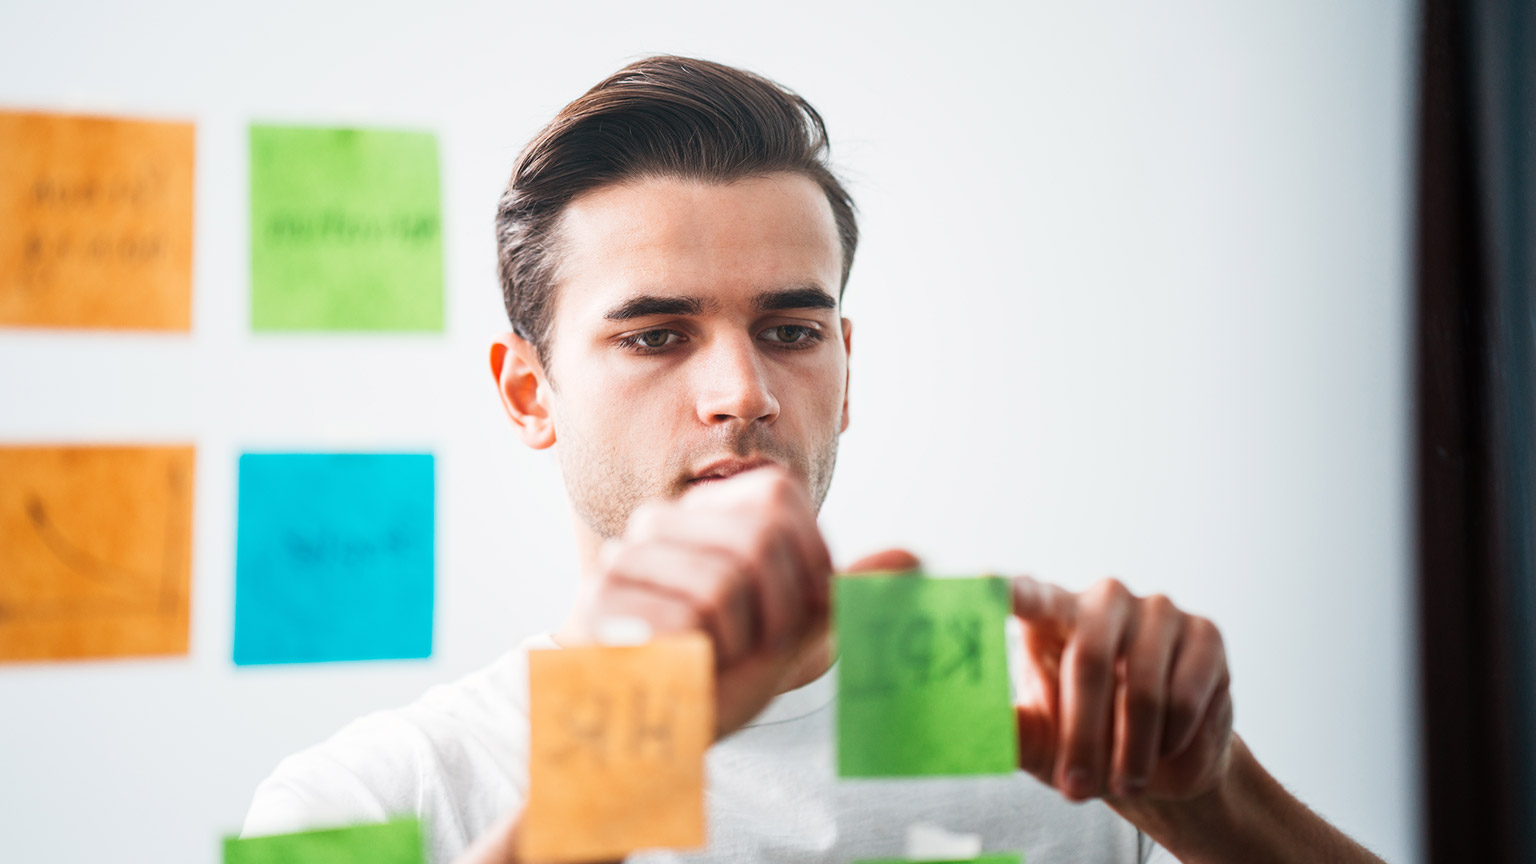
[234,453,434,665]
[835,574,1017,777]
[224,818,424,864]
[249,124,444,331]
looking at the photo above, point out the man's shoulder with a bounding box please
[241,636,549,856]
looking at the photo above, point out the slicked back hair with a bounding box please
[493,55,858,368]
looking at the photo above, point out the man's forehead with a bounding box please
[551,173,843,317]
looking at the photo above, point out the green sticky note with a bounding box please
[250,124,444,331]
[860,848,1026,854]
[223,819,424,864]
[836,575,1017,777]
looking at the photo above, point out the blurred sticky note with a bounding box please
[860,848,1026,854]
[523,634,713,863]
[0,446,193,662]
[223,818,424,864]
[233,453,434,665]
[835,575,1017,777]
[249,124,443,331]
[0,110,194,330]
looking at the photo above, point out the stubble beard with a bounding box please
[561,423,841,541]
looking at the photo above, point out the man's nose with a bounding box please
[694,333,779,425]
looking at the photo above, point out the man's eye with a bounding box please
[618,329,683,352]
[760,324,821,347]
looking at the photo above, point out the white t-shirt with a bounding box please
[243,635,1174,864]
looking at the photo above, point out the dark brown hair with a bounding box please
[494,55,858,366]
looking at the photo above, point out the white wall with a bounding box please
[0,1,1418,862]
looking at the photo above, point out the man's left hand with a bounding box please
[1011,576,1234,804]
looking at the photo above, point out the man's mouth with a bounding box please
[687,457,776,485]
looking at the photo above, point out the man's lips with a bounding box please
[687,458,776,483]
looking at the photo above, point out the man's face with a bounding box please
[541,172,851,539]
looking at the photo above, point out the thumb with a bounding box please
[840,548,922,575]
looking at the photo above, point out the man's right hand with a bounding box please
[462,471,917,864]
[558,465,833,738]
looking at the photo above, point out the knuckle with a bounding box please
[1145,593,1176,617]
[1089,577,1130,604]
[1188,615,1224,648]
[625,501,669,540]
[766,469,795,496]
[597,541,640,582]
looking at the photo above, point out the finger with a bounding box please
[1012,575,1078,639]
[632,507,804,655]
[1110,595,1181,797]
[1056,578,1134,800]
[1161,615,1229,758]
[757,527,807,652]
[841,548,922,575]
[713,643,796,737]
[586,582,704,642]
[753,471,833,610]
[1014,661,1058,782]
[605,540,756,668]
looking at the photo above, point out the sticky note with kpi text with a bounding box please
[835,574,1017,777]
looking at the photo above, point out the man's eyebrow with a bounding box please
[753,286,838,312]
[603,294,711,320]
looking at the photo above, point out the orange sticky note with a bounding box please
[0,446,194,662]
[0,110,194,330]
[523,634,713,863]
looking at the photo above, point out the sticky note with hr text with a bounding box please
[835,574,1017,777]
[523,634,713,863]
[0,110,194,330]
[249,124,443,331]
[223,818,423,864]
[0,445,194,663]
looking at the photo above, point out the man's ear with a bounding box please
[840,317,853,433]
[489,333,556,450]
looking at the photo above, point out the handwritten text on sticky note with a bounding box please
[223,818,423,864]
[249,124,443,332]
[0,445,194,663]
[0,110,194,330]
[836,574,1017,777]
[523,634,713,863]
[233,453,434,665]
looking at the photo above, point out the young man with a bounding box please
[244,56,1389,864]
